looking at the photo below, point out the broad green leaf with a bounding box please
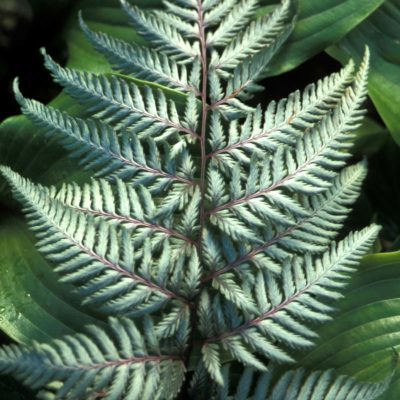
[299,252,400,399]
[327,0,400,144]
[259,0,385,76]
[0,212,102,344]
[352,117,388,157]
[0,98,90,209]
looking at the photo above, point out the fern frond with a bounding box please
[120,0,198,60]
[210,28,292,109]
[156,304,191,340]
[42,51,198,140]
[14,86,195,190]
[0,317,186,400]
[214,365,393,400]
[210,0,294,71]
[0,167,191,314]
[204,0,236,26]
[212,273,258,313]
[0,0,388,397]
[206,0,258,46]
[174,0,197,9]
[151,10,198,38]
[203,161,368,283]
[163,1,198,21]
[53,178,197,245]
[206,155,308,243]
[206,54,368,239]
[202,342,224,386]
[208,60,356,163]
[80,16,200,94]
[201,225,380,370]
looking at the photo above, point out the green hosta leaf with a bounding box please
[326,0,400,145]
[258,0,385,76]
[352,117,388,157]
[298,252,400,398]
[0,97,90,209]
[0,212,102,344]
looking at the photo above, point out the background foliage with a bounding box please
[0,0,399,398]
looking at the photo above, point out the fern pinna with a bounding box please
[0,0,394,399]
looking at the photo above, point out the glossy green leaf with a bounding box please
[352,117,388,157]
[0,212,103,344]
[259,0,385,76]
[327,0,400,145]
[0,98,90,209]
[299,252,400,399]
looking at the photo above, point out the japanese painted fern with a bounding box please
[0,0,394,399]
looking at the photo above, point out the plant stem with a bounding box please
[197,0,208,258]
[179,3,209,396]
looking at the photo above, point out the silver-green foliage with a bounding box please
[0,0,393,399]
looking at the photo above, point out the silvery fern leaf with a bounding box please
[208,60,356,165]
[209,0,295,71]
[0,317,186,400]
[174,0,197,9]
[151,10,198,38]
[41,50,199,141]
[14,85,195,191]
[200,225,380,372]
[80,16,200,94]
[0,0,393,399]
[205,52,369,242]
[163,1,198,21]
[120,0,198,60]
[210,28,293,110]
[0,167,194,316]
[201,161,369,284]
[206,0,258,46]
[210,365,394,400]
[52,178,198,248]
[204,0,237,26]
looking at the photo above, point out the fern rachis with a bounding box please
[0,0,395,399]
